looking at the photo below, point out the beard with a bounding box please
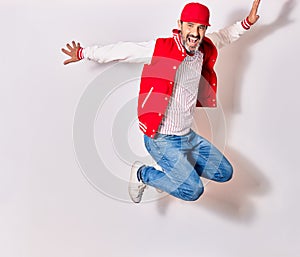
[182,33,202,54]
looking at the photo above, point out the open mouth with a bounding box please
[187,35,200,46]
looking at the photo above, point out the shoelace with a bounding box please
[137,184,147,197]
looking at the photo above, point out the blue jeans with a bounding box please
[141,130,233,201]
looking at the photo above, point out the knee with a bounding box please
[180,184,204,201]
[190,186,204,201]
[219,163,233,182]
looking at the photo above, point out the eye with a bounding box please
[198,25,207,31]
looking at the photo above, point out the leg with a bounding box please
[141,134,204,201]
[188,131,233,182]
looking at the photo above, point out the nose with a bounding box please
[190,26,199,37]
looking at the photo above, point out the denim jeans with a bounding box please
[141,129,233,201]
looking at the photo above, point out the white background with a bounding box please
[1,0,300,256]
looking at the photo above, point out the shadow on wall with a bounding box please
[198,147,270,223]
[155,0,295,222]
[156,147,271,223]
[219,0,295,117]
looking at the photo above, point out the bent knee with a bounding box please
[190,186,204,201]
[220,163,233,182]
[180,185,204,201]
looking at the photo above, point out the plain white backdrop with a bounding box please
[1,0,300,256]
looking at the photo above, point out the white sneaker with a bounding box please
[128,161,147,203]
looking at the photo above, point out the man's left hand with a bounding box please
[248,0,261,24]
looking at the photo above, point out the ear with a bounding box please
[177,20,182,30]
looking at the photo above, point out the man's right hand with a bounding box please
[61,41,82,65]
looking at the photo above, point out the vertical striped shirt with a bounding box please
[158,50,203,135]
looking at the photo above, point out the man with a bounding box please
[62,1,261,203]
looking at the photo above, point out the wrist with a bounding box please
[76,47,84,60]
[241,17,254,30]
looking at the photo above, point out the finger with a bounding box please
[248,0,261,24]
[252,0,261,13]
[66,43,73,51]
[77,42,81,48]
[63,58,73,65]
[61,48,72,56]
[72,41,77,48]
[253,0,261,7]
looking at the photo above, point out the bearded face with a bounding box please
[178,21,207,54]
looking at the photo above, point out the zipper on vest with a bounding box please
[141,86,154,109]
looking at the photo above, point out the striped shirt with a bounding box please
[158,50,203,135]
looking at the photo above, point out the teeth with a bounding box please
[188,37,198,43]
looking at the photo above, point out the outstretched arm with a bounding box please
[61,41,82,65]
[61,40,155,65]
[206,0,262,49]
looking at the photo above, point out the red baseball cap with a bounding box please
[180,2,211,26]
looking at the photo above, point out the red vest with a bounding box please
[138,29,218,138]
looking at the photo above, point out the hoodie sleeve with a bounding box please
[80,40,156,64]
[206,18,254,49]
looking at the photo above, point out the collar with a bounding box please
[172,29,185,54]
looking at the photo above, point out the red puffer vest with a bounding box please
[138,29,218,138]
